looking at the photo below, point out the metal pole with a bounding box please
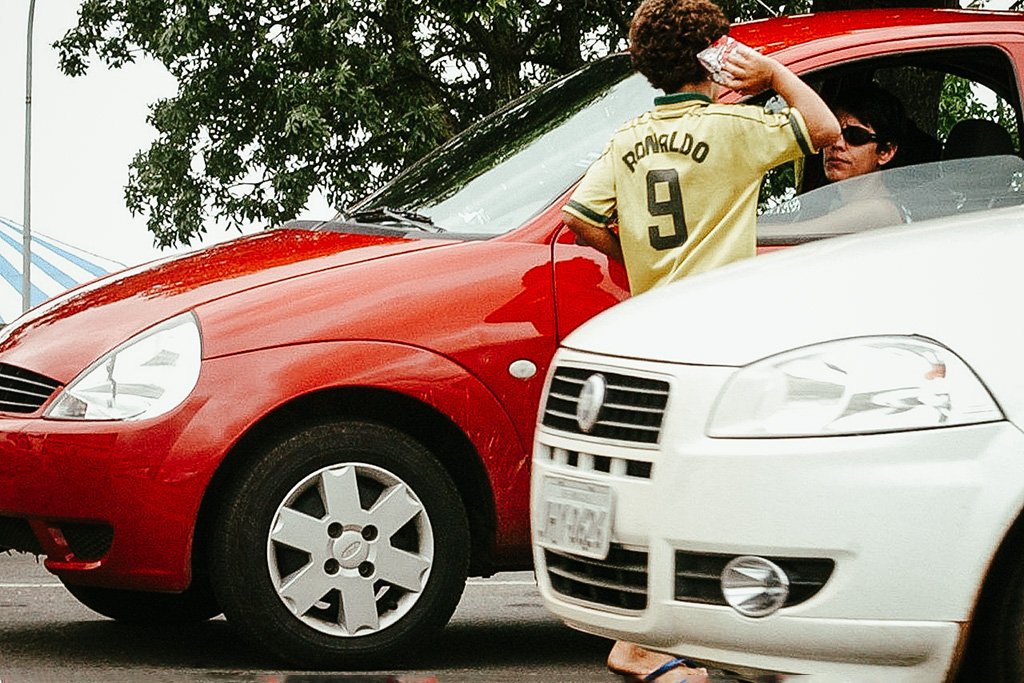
[23,0,36,314]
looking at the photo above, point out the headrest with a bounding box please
[943,119,1015,160]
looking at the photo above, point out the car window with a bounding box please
[346,55,658,237]
[346,45,1022,242]
[758,46,1022,217]
[758,154,1024,245]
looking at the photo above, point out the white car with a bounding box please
[531,156,1024,682]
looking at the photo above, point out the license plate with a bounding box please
[536,476,613,560]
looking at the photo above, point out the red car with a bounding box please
[1,8,1021,669]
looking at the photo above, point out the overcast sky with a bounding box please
[0,2,1016,268]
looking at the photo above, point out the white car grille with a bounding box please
[674,551,834,608]
[534,445,653,479]
[542,366,669,444]
[544,544,648,611]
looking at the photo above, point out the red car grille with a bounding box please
[0,516,44,554]
[0,363,61,414]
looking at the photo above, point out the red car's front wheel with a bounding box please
[210,420,470,669]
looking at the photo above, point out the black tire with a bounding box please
[210,421,470,669]
[62,580,222,623]
[958,542,1024,682]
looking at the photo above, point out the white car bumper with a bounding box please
[531,349,1024,682]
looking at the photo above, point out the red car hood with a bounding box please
[0,228,450,382]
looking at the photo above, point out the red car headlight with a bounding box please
[45,312,202,421]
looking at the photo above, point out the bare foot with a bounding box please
[606,640,709,682]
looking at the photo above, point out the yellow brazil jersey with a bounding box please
[564,92,814,295]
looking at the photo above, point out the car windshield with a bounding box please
[757,155,1024,245]
[342,54,656,237]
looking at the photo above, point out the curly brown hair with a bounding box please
[629,0,730,93]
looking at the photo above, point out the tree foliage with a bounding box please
[938,75,1020,145]
[53,0,983,246]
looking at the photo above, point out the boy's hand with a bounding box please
[719,44,778,96]
[717,44,840,150]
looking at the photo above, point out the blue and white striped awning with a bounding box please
[0,216,124,324]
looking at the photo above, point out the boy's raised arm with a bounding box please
[720,45,840,151]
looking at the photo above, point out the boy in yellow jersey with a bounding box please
[563,0,840,298]
[564,1,839,681]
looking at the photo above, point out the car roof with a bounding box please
[731,8,1024,55]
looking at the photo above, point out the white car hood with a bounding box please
[563,207,1019,369]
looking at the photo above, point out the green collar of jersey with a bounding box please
[654,92,713,106]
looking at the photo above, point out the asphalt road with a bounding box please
[0,552,618,682]
[0,552,750,682]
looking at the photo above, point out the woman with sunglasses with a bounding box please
[810,82,910,228]
[758,82,911,240]
[824,82,905,183]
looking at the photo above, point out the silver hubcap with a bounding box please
[267,463,433,637]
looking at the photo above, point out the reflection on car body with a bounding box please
[1,6,1023,671]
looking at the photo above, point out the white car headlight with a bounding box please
[708,336,1002,438]
[45,312,202,421]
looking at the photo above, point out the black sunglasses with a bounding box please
[840,124,880,147]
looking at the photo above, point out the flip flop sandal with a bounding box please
[642,656,704,682]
